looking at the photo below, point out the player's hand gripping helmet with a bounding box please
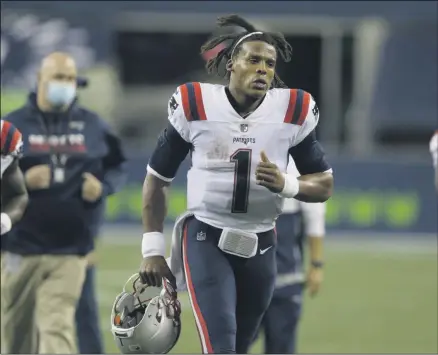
[110,274,182,354]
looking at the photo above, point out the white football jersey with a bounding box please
[429,131,438,168]
[282,159,326,236]
[167,82,320,233]
[1,119,23,178]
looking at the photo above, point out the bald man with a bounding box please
[1,52,127,354]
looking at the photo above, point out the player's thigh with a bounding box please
[1,253,41,353]
[236,229,277,313]
[183,217,238,353]
[36,255,87,353]
[1,253,41,311]
[234,229,277,352]
[37,254,87,320]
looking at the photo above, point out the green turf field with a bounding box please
[96,238,437,354]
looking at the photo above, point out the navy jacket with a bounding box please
[3,93,127,256]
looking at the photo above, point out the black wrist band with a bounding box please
[311,260,324,268]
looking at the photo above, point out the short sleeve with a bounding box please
[292,95,320,147]
[168,86,191,143]
[1,119,23,158]
[299,201,326,237]
[429,132,438,168]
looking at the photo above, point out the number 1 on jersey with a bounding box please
[230,149,251,213]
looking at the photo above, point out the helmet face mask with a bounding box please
[111,274,182,354]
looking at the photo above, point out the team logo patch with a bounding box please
[69,121,85,131]
[196,231,206,241]
[312,103,319,119]
[240,124,248,133]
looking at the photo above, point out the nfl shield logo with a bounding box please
[197,231,206,241]
[240,124,248,133]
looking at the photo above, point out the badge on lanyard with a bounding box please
[54,167,65,183]
[52,154,67,183]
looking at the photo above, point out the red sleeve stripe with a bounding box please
[180,83,207,121]
[297,91,311,126]
[283,89,298,124]
[1,120,21,154]
[283,89,311,126]
[179,82,207,122]
[192,82,207,121]
[179,84,192,121]
[10,129,22,153]
[0,120,10,152]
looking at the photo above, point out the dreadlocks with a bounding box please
[200,14,293,88]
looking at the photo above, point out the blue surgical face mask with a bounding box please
[46,81,76,107]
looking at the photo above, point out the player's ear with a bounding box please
[226,59,233,73]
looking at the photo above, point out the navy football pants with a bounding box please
[182,217,277,354]
[75,265,104,354]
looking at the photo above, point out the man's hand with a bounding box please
[306,266,323,297]
[25,164,51,190]
[86,251,97,266]
[82,173,103,202]
[139,255,176,288]
[255,151,285,193]
[1,213,12,235]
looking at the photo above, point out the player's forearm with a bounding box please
[435,169,438,192]
[142,174,169,233]
[1,163,29,224]
[2,193,28,224]
[308,236,324,263]
[294,172,333,202]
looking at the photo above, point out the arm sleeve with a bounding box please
[299,201,326,237]
[429,132,438,168]
[287,96,332,175]
[288,130,332,175]
[100,119,128,197]
[166,86,191,142]
[147,87,193,182]
[291,95,320,147]
[286,159,327,235]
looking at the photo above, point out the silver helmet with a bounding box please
[110,274,182,354]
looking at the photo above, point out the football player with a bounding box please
[139,15,334,354]
[429,130,438,191]
[256,159,326,354]
[1,119,28,237]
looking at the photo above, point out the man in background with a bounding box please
[256,159,326,354]
[429,131,438,191]
[1,51,127,354]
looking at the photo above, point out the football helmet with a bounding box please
[110,274,182,354]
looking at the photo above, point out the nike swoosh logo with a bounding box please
[260,246,273,255]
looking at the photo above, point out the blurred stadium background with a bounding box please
[1,1,437,353]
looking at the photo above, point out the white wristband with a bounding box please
[1,213,12,235]
[278,173,300,198]
[142,232,166,258]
